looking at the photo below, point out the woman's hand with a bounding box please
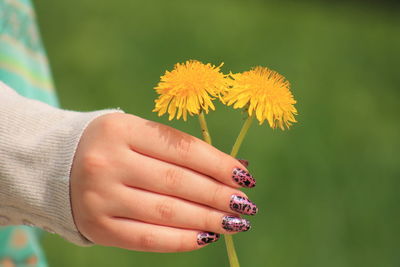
[70,113,257,252]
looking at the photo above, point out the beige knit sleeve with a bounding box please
[0,81,123,246]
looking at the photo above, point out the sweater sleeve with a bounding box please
[0,81,123,246]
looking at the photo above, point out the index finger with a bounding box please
[125,114,256,188]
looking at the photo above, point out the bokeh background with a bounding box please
[34,0,399,266]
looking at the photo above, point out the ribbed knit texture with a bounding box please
[0,81,122,245]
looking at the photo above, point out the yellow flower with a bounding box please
[225,66,297,130]
[153,60,228,121]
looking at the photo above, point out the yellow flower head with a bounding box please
[224,66,297,130]
[153,60,228,121]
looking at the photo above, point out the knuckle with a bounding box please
[176,139,193,162]
[96,114,125,136]
[139,232,157,249]
[81,153,108,176]
[164,168,184,190]
[155,200,175,221]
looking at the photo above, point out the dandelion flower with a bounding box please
[225,66,297,130]
[153,60,228,121]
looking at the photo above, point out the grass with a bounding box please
[34,0,400,266]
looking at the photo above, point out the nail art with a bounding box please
[197,232,220,245]
[230,195,258,215]
[232,168,256,188]
[222,216,251,232]
[237,159,249,168]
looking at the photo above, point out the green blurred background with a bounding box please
[34,0,399,266]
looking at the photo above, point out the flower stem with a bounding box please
[197,113,239,266]
[198,113,255,267]
[224,235,240,267]
[221,114,255,267]
[230,114,254,157]
[198,112,212,144]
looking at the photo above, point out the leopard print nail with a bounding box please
[197,232,220,245]
[222,216,251,232]
[230,195,258,215]
[232,168,256,188]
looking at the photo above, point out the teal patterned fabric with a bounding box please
[0,226,47,267]
[1,0,59,266]
[0,0,58,105]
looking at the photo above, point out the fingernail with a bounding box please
[237,159,249,167]
[230,195,258,215]
[197,232,220,245]
[232,168,256,188]
[222,216,251,232]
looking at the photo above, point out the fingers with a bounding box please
[120,151,258,216]
[109,185,251,235]
[125,115,256,188]
[103,217,220,252]
[116,186,252,234]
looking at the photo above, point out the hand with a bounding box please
[70,113,257,252]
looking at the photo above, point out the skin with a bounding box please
[70,113,254,253]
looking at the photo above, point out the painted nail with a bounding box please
[232,168,256,188]
[230,195,258,215]
[222,216,251,232]
[197,232,220,245]
[237,159,249,167]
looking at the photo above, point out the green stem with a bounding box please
[224,235,240,267]
[222,114,255,267]
[198,112,212,145]
[230,114,255,157]
[198,112,255,267]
